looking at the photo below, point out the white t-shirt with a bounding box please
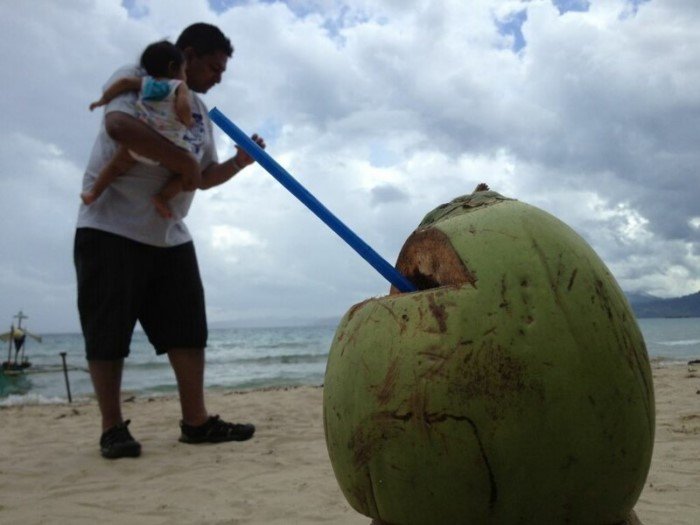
[135,77,190,152]
[76,65,218,247]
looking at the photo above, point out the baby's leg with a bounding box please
[152,176,184,219]
[81,146,136,205]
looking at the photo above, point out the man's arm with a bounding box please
[105,112,201,190]
[199,134,266,190]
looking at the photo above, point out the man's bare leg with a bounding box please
[167,347,208,426]
[168,347,256,443]
[88,359,125,431]
[81,146,137,205]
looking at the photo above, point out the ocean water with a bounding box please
[0,325,335,404]
[1,318,698,405]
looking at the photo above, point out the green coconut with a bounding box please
[323,186,654,525]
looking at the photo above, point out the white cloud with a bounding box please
[0,0,698,332]
[210,225,265,263]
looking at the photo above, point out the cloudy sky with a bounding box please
[0,0,698,333]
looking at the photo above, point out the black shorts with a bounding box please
[74,228,207,360]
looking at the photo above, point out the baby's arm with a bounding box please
[89,76,142,111]
[174,83,194,127]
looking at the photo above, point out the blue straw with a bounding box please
[209,107,417,293]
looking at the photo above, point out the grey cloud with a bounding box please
[369,184,410,207]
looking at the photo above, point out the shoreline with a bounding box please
[1,354,695,408]
[0,364,698,524]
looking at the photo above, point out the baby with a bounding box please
[85,40,197,218]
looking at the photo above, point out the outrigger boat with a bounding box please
[1,310,42,376]
[1,311,83,401]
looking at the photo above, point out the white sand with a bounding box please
[0,364,698,524]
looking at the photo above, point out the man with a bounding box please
[75,23,265,459]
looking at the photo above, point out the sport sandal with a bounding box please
[100,419,142,459]
[179,415,255,444]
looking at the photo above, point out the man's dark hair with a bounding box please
[176,23,234,57]
[140,40,185,77]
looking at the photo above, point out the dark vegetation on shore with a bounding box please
[628,291,700,318]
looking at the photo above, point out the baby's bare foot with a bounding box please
[81,191,97,205]
[152,195,173,219]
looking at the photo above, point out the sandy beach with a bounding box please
[0,364,698,525]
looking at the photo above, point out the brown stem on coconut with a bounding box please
[391,228,477,294]
[391,183,503,294]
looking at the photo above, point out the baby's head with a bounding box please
[140,40,186,80]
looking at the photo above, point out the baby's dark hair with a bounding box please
[140,40,185,78]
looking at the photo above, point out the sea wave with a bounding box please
[209,353,328,366]
[216,341,315,351]
[122,361,173,371]
[656,339,700,347]
[209,374,324,391]
[649,356,693,366]
[0,392,69,406]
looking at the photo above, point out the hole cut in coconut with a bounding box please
[390,227,477,295]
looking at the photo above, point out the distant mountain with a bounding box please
[207,293,699,327]
[627,291,700,318]
[625,292,660,306]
